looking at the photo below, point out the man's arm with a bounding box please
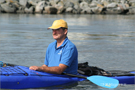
[29,64,67,74]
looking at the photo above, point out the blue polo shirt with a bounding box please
[44,37,78,74]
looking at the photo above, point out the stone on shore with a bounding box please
[66,7,73,13]
[25,6,35,14]
[55,1,65,14]
[35,1,46,13]
[81,7,93,14]
[1,2,17,13]
[0,5,4,13]
[80,1,89,9]
[0,0,5,4]
[19,0,28,7]
[44,6,57,14]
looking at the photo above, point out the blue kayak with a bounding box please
[0,65,135,89]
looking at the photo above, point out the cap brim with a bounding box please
[47,26,61,30]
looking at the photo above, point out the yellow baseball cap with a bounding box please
[48,19,68,29]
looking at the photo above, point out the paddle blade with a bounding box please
[87,75,119,88]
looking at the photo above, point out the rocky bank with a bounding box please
[0,0,135,14]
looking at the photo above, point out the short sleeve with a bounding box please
[60,47,76,67]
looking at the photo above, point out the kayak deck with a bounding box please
[0,66,85,89]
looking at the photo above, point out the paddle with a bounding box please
[63,73,119,89]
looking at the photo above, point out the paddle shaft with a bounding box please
[63,73,87,79]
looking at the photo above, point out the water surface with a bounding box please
[0,14,135,90]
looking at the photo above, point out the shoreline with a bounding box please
[0,0,135,15]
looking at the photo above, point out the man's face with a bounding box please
[52,28,67,40]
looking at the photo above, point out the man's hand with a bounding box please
[29,64,47,71]
[29,66,40,71]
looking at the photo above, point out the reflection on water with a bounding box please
[0,14,135,89]
[69,32,135,41]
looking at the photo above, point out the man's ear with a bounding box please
[64,29,68,35]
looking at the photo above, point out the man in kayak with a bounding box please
[29,19,78,75]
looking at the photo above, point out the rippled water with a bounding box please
[0,14,135,90]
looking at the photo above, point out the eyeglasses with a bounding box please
[52,28,61,31]
[52,27,67,31]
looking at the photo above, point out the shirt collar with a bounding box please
[55,37,68,49]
